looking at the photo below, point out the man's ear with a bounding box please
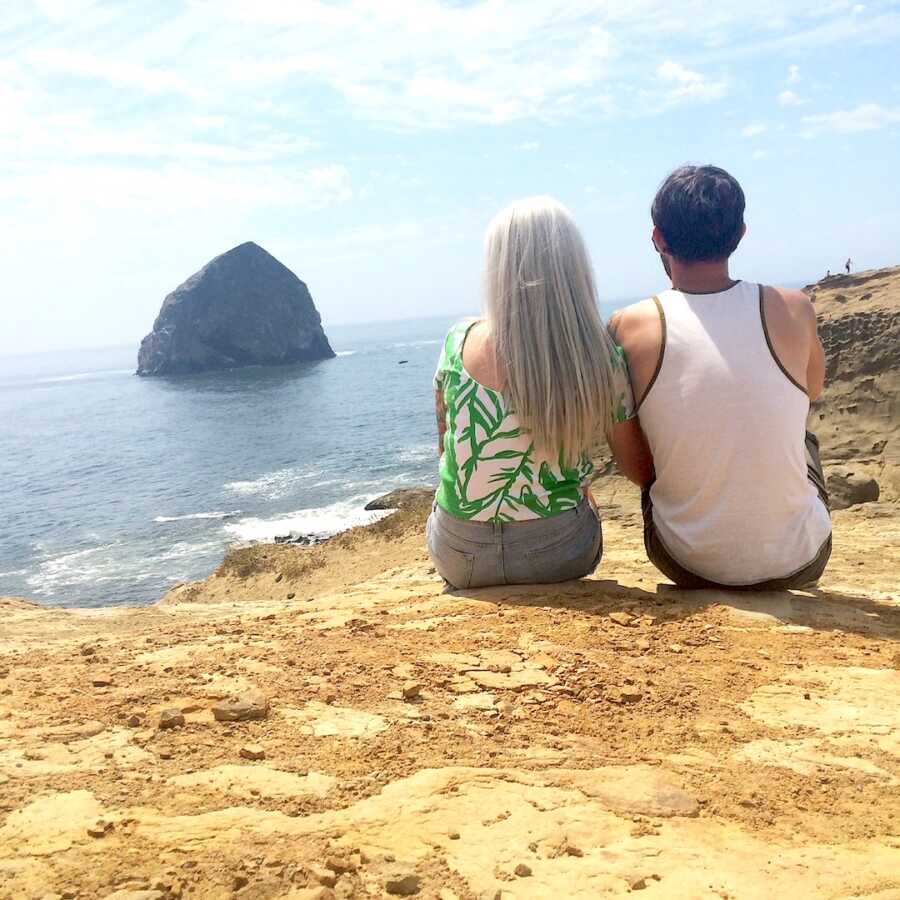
[737,222,747,246]
[652,226,669,255]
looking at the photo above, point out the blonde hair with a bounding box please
[483,196,619,460]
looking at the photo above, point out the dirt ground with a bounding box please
[2,495,899,900]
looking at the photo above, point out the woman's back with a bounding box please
[434,318,598,522]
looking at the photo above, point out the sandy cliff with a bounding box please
[809,266,900,501]
[1,267,898,900]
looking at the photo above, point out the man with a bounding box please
[845,258,852,274]
[610,165,832,590]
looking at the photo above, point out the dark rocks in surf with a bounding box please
[137,242,334,376]
[364,486,435,511]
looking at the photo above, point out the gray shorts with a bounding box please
[426,499,602,590]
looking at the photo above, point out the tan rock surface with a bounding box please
[1,497,898,898]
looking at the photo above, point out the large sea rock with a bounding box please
[137,242,334,376]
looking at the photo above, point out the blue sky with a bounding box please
[2,0,899,354]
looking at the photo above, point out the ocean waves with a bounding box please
[154,510,240,523]
[223,496,390,543]
[224,466,325,501]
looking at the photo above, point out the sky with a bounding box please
[1,0,899,355]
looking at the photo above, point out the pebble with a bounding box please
[126,714,143,728]
[275,573,283,583]
[239,744,266,760]
[609,612,636,627]
[325,855,358,874]
[669,644,684,654]
[310,865,338,888]
[80,646,96,657]
[92,675,114,687]
[385,874,421,896]
[635,639,652,652]
[87,819,114,838]
[401,682,422,701]
[514,863,532,877]
[319,684,338,704]
[158,709,185,730]
[212,695,269,722]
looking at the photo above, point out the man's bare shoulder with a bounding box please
[765,285,816,325]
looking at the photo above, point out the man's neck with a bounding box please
[668,258,737,295]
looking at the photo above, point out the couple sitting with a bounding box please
[427,165,832,591]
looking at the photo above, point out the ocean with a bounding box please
[1,307,620,608]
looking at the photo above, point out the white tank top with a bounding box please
[640,281,832,585]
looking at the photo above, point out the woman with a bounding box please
[428,196,652,589]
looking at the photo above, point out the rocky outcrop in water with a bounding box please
[137,242,334,376]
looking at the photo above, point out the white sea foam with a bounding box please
[154,510,240,523]
[223,497,390,543]
[335,350,357,357]
[26,538,223,597]
[390,339,441,349]
[34,369,133,385]
[224,466,324,500]
[398,442,435,464]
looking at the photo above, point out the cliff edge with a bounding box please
[137,242,334,376]
[808,266,900,501]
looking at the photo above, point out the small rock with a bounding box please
[447,830,460,840]
[158,709,185,730]
[635,639,651,652]
[628,875,649,891]
[213,695,269,722]
[401,682,422,701]
[514,863,532,877]
[240,744,266,760]
[92,675,114,687]
[310,865,337,888]
[609,612,635,627]
[669,644,683,654]
[287,593,296,600]
[385,874,421,896]
[325,855,358,874]
[80,646,96,657]
[87,819,114,838]
[127,714,143,728]
[275,573,283,583]
[318,684,338,704]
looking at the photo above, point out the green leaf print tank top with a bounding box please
[434,319,635,523]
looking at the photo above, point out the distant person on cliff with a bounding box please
[427,197,653,589]
[846,258,852,274]
[609,165,832,590]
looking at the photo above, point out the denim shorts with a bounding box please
[426,499,602,590]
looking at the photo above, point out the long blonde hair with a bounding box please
[484,196,619,460]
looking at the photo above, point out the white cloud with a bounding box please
[778,89,803,106]
[787,64,801,83]
[222,2,621,128]
[800,103,900,135]
[656,60,728,103]
[741,123,768,137]
[516,141,540,151]
[28,49,201,98]
[752,149,770,160]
